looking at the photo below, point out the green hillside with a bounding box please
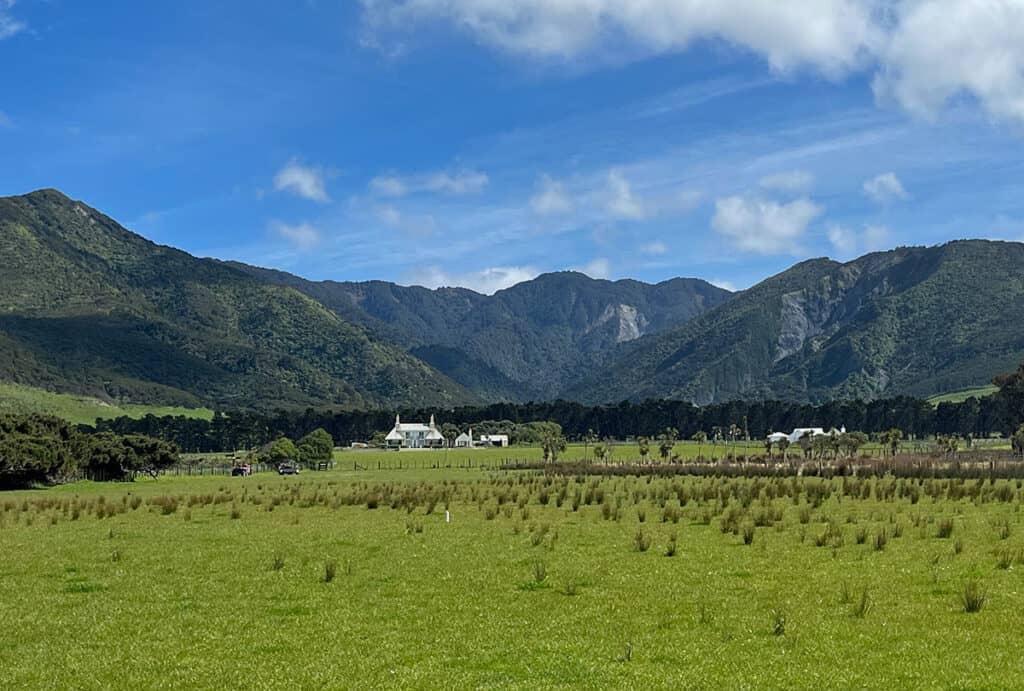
[926,385,999,406]
[0,189,478,411]
[0,382,213,426]
[569,241,1024,405]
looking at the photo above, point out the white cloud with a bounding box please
[604,169,645,220]
[369,175,407,197]
[362,1,1024,128]
[369,168,489,197]
[273,159,331,203]
[530,174,574,216]
[577,257,611,279]
[271,221,321,250]
[639,241,668,256]
[362,0,877,77]
[863,171,909,204]
[827,222,891,256]
[874,1,1024,126]
[0,1,25,40]
[712,195,823,254]
[406,265,539,294]
[759,170,815,194]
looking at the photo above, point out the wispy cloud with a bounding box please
[404,265,539,294]
[759,170,814,194]
[576,257,611,279]
[271,221,321,250]
[640,241,668,256]
[828,222,890,257]
[369,168,489,197]
[0,1,25,40]
[863,172,909,205]
[273,159,331,203]
[530,174,574,216]
[603,169,646,220]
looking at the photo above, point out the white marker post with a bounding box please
[445,510,451,523]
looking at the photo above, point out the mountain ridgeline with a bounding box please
[231,264,732,401]
[2,188,1023,412]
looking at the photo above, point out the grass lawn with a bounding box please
[2,468,1024,688]
[0,382,214,426]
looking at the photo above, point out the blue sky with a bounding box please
[2,1,1024,293]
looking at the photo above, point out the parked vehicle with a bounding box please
[231,464,252,477]
[278,462,300,475]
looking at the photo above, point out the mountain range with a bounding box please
[2,189,1022,412]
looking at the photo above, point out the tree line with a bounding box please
[1,414,178,488]
[89,364,1024,454]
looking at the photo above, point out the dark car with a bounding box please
[278,461,300,475]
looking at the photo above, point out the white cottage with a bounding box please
[454,428,473,448]
[384,414,446,449]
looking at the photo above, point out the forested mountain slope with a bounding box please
[568,241,1024,404]
[0,190,477,410]
[230,265,732,401]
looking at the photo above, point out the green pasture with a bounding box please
[3,467,1024,688]
[927,385,999,405]
[0,382,214,426]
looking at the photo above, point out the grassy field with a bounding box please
[0,382,214,426]
[3,467,1024,688]
[927,385,999,405]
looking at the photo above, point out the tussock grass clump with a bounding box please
[873,529,889,551]
[633,528,651,552]
[742,523,755,545]
[665,533,678,557]
[961,580,986,613]
[855,527,868,545]
[953,538,964,555]
[936,517,954,539]
[230,506,241,520]
[770,608,786,636]
[533,561,547,584]
[853,588,872,618]
[322,560,337,583]
[271,554,285,571]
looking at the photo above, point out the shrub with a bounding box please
[961,580,986,613]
